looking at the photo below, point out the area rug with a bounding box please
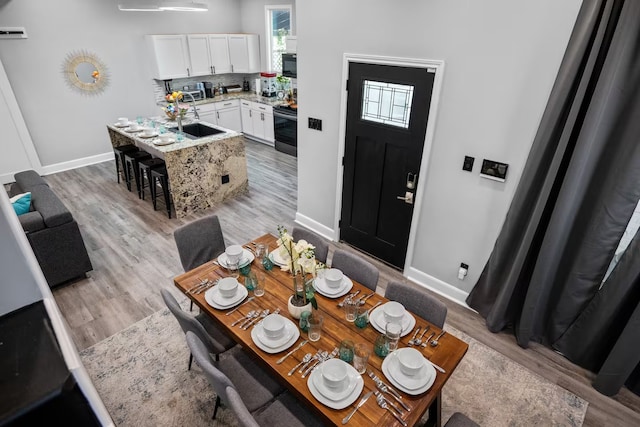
[80,305,588,426]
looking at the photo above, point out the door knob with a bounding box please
[397,192,414,205]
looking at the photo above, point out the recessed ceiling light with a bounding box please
[118,1,163,11]
[160,1,208,12]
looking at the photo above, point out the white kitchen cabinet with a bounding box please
[208,35,232,74]
[187,34,233,76]
[228,34,260,73]
[214,100,241,132]
[146,35,192,79]
[241,101,274,144]
[186,34,211,77]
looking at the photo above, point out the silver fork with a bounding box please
[303,348,338,378]
[301,350,327,376]
[238,311,260,328]
[413,326,430,347]
[299,350,322,373]
[374,390,405,415]
[338,290,360,308]
[376,393,407,426]
[374,379,410,411]
[288,353,312,376]
[407,327,421,346]
[243,309,269,330]
[420,332,436,348]
[230,310,256,327]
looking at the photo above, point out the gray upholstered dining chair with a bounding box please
[227,386,324,427]
[186,331,284,421]
[444,412,480,427]
[161,289,235,369]
[330,249,379,291]
[174,214,226,310]
[292,226,329,264]
[384,281,448,328]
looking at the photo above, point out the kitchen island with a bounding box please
[107,120,248,218]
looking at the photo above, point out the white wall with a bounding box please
[239,0,296,71]
[296,0,583,301]
[0,0,241,171]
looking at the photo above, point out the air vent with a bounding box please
[0,27,28,39]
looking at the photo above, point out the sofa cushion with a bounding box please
[14,170,49,191]
[18,211,46,233]
[10,192,31,215]
[30,186,73,227]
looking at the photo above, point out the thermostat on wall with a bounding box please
[480,159,508,182]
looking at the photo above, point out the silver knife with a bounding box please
[276,339,308,364]
[342,390,373,424]
[424,357,446,374]
[225,296,255,316]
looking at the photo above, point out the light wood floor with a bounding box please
[45,138,639,426]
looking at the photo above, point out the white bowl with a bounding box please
[225,245,243,264]
[324,268,343,289]
[262,314,285,339]
[321,359,348,390]
[159,133,174,142]
[117,117,128,125]
[217,277,239,298]
[383,301,405,326]
[397,348,424,377]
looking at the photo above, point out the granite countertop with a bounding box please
[158,92,289,108]
[107,119,242,154]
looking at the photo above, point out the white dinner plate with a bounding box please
[269,248,289,267]
[369,304,416,337]
[113,122,130,128]
[204,285,248,310]
[255,323,295,348]
[307,364,364,410]
[250,319,300,354]
[138,131,159,139]
[218,249,255,268]
[311,361,360,401]
[381,349,436,395]
[312,276,353,298]
[152,138,175,146]
[124,127,143,133]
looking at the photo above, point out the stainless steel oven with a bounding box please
[273,105,297,157]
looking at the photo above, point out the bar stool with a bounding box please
[151,166,172,218]
[138,158,165,200]
[113,144,138,184]
[124,150,152,196]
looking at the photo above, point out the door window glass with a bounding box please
[266,6,291,72]
[361,80,414,128]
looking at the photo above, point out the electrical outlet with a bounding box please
[308,117,322,131]
[463,156,474,172]
[461,262,469,269]
[221,174,230,184]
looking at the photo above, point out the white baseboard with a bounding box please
[40,152,113,176]
[294,212,336,242]
[405,266,475,311]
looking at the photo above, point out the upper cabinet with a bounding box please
[228,34,260,74]
[147,33,259,80]
[146,35,191,80]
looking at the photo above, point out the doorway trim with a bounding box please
[333,53,445,272]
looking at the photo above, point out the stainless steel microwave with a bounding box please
[281,53,297,78]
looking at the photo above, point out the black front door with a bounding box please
[340,62,435,268]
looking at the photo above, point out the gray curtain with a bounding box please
[466,0,640,396]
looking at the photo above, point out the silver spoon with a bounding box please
[408,327,421,346]
[230,310,256,327]
[243,309,269,330]
[238,311,259,328]
[413,326,430,347]
[376,393,407,426]
[288,353,312,376]
[420,332,436,348]
[430,330,446,347]
[299,350,322,373]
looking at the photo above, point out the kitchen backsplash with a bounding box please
[152,73,260,103]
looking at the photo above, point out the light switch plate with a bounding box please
[480,159,508,182]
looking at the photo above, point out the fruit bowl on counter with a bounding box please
[163,103,190,120]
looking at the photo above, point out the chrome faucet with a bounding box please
[182,91,200,120]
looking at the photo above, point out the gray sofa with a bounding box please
[8,170,92,287]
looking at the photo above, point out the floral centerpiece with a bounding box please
[277,226,318,315]
[163,91,189,120]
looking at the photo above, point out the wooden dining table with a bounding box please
[174,233,468,427]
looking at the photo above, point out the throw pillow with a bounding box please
[10,192,31,216]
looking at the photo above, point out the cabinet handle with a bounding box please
[187,67,190,76]
[261,112,264,121]
[231,65,234,72]
[249,110,252,117]
[217,111,220,119]
[210,66,214,74]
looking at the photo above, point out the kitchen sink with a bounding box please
[168,123,225,140]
